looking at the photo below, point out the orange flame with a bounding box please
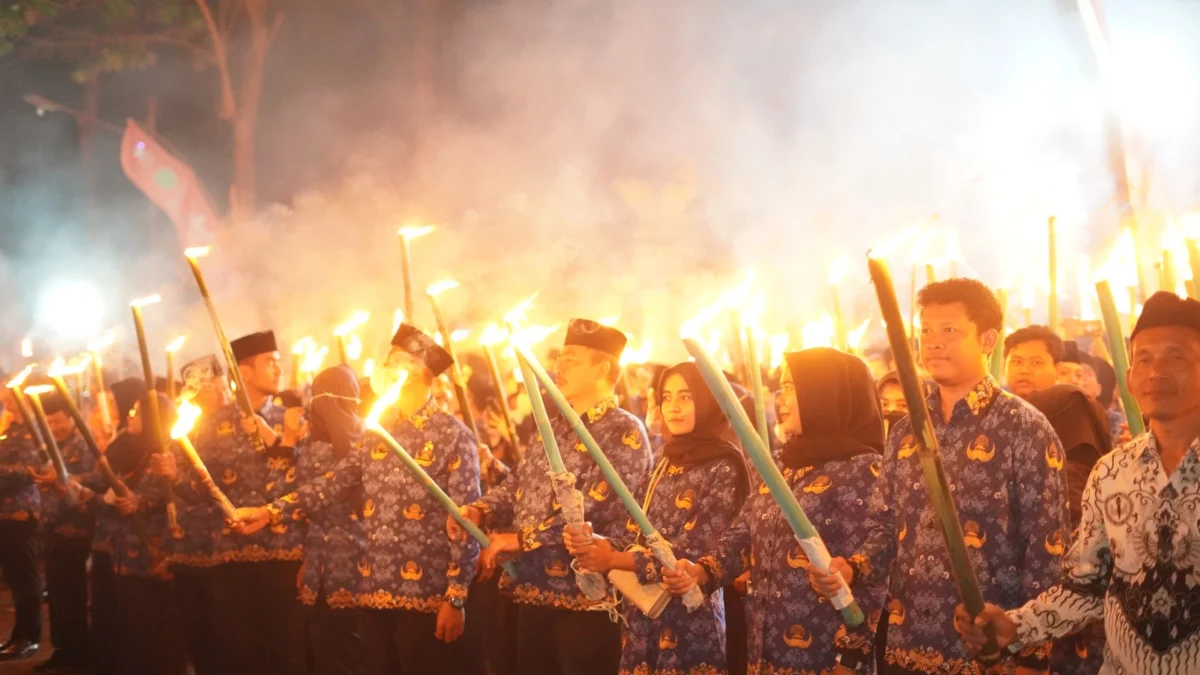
[800,314,836,349]
[301,344,329,374]
[20,337,32,358]
[165,336,187,354]
[846,318,872,351]
[767,334,789,370]
[597,315,621,327]
[363,359,376,378]
[6,364,37,389]
[828,256,851,286]
[183,246,210,259]
[397,225,436,240]
[392,309,405,334]
[619,338,654,367]
[171,399,203,439]
[23,384,54,397]
[346,335,363,361]
[451,329,470,343]
[88,330,115,352]
[366,370,410,428]
[426,279,460,298]
[681,268,755,338]
[479,323,509,347]
[130,294,162,308]
[48,355,92,378]
[292,337,314,356]
[334,311,370,337]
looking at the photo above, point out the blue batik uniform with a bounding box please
[849,377,1068,674]
[0,422,42,524]
[472,397,653,610]
[40,433,95,540]
[291,438,368,609]
[700,453,886,673]
[605,455,744,675]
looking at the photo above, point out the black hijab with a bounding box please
[1025,384,1112,459]
[1087,356,1118,409]
[310,365,363,458]
[780,348,885,469]
[657,362,750,506]
[110,391,176,479]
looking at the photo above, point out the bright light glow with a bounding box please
[1077,255,1096,321]
[292,337,314,356]
[183,246,210,259]
[828,256,851,286]
[6,364,36,389]
[366,371,409,428]
[426,280,460,297]
[130,294,162,308]
[620,339,653,367]
[48,355,91,378]
[171,399,203,439]
[680,268,755,338]
[363,359,376,378]
[346,335,363,361]
[451,329,469,343]
[767,334,789,370]
[165,336,187,354]
[392,309,405,334]
[846,318,871,351]
[597,315,620,326]
[24,384,54,397]
[801,315,836,349]
[88,330,115,352]
[479,323,509,347]
[334,311,370,337]
[20,338,31,358]
[397,225,436,240]
[37,280,106,342]
[301,344,329,373]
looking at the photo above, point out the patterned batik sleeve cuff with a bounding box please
[847,553,872,586]
[631,548,661,586]
[517,525,542,552]
[1014,640,1052,669]
[265,502,284,526]
[833,625,873,669]
[445,583,469,601]
[696,555,725,596]
[472,501,493,529]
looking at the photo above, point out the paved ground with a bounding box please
[0,588,48,675]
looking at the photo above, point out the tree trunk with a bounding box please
[229,0,273,227]
[79,74,100,244]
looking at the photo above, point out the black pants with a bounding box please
[43,533,90,663]
[113,575,187,675]
[724,585,748,675]
[0,520,42,644]
[306,591,363,675]
[90,553,120,675]
[516,604,621,675]
[172,565,224,675]
[486,578,520,675]
[211,560,307,675]
[361,604,485,675]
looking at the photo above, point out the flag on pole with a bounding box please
[120,119,222,249]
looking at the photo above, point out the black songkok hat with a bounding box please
[1132,292,1200,342]
[231,331,278,363]
[563,318,627,359]
[390,324,454,376]
[1062,341,1082,364]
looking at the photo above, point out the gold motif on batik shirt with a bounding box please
[285,466,297,483]
[223,468,238,485]
[446,562,461,578]
[622,429,643,450]
[870,460,881,478]
[626,518,639,533]
[886,646,948,671]
[1045,442,1064,471]
[371,443,389,460]
[589,481,611,501]
[400,562,424,581]
[803,476,832,494]
[519,525,542,551]
[658,627,679,650]
[273,424,284,436]
[965,377,997,417]
[537,515,556,531]
[888,598,905,625]
[545,559,570,578]
[265,480,277,492]
[575,442,587,454]
[1045,529,1065,556]
[963,520,987,548]
[683,515,698,531]
[898,521,908,541]
[584,397,617,423]
[759,482,770,495]
[270,523,288,534]
[358,558,372,577]
[898,434,917,460]
[363,499,376,518]
[787,545,810,570]
[675,489,696,509]
[292,509,306,522]
[403,503,425,520]
[867,609,882,632]
[449,454,461,471]
[783,624,812,649]
[218,421,235,436]
[515,486,524,502]
[1075,640,1088,658]
[667,464,685,476]
[966,435,995,463]
[552,496,561,511]
[414,442,436,467]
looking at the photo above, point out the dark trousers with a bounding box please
[43,533,90,663]
[307,591,363,675]
[361,604,485,675]
[0,520,42,643]
[90,553,119,675]
[486,579,520,675]
[211,560,307,675]
[724,585,748,675]
[172,565,224,675]
[113,575,187,675]
[516,604,621,675]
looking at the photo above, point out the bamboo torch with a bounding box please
[23,385,70,490]
[1095,280,1145,436]
[426,280,480,439]
[6,365,49,464]
[334,311,370,367]
[1187,239,1200,301]
[480,324,521,464]
[130,295,180,536]
[45,361,126,494]
[170,399,236,520]
[398,225,436,322]
[989,289,1008,381]
[290,337,313,389]
[87,331,115,434]
[867,254,998,656]
[1048,216,1059,332]
[183,247,265,451]
[165,336,186,401]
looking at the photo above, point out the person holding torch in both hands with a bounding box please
[236,324,485,675]
[565,361,750,675]
[955,292,1200,675]
[809,279,1067,674]
[662,349,888,674]
[449,319,653,675]
[0,380,45,662]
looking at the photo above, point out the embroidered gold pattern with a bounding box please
[963,520,987,549]
[802,476,832,494]
[965,434,995,463]
[782,624,812,649]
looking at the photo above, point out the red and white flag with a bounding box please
[120,119,222,249]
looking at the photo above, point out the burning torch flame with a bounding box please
[183,246,211,259]
[767,334,789,371]
[801,315,836,349]
[1077,255,1096,321]
[451,329,469,343]
[426,280,460,298]
[397,225,436,240]
[363,359,376,378]
[503,296,561,353]
[828,256,851,286]
[334,311,370,337]
[346,335,363,361]
[171,399,203,440]
[301,344,329,373]
[1095,228,1139,289]
[6,364,37,389]
[292,337,314,356]
[680,268,756,338]
[24,384,54,397]
[392,310,405,334]
[846,318,872,351]
[619,339,654,367]
[165,336,187,354]
[366,371,410,428]
[48,356,92,378]
[20,338,32,358]
[479,323,509,347]
[597,315,621,327]
[88,330,115,352]
[130,294,162,308]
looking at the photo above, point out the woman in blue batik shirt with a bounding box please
[665,348,888,674]
[565,361,750,675]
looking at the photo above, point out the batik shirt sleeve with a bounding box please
[698,495,754,593]
[270,447,363,522]
[847,424,901,586]
[442,422,483,600]
[0,424,41,522]
[472,456,517,529]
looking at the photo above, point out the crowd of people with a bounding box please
[0,277,1198,675]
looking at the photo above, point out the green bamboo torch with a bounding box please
[1187,239,1200,301]
[1048,216,1059,333]
[989,289,1008,381]
[1095,280,1145,436]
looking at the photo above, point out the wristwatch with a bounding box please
[444,595,466,610]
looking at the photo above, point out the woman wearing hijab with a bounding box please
[287,365,369,675]
[664,348,888,674]
[564,361,750,675]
